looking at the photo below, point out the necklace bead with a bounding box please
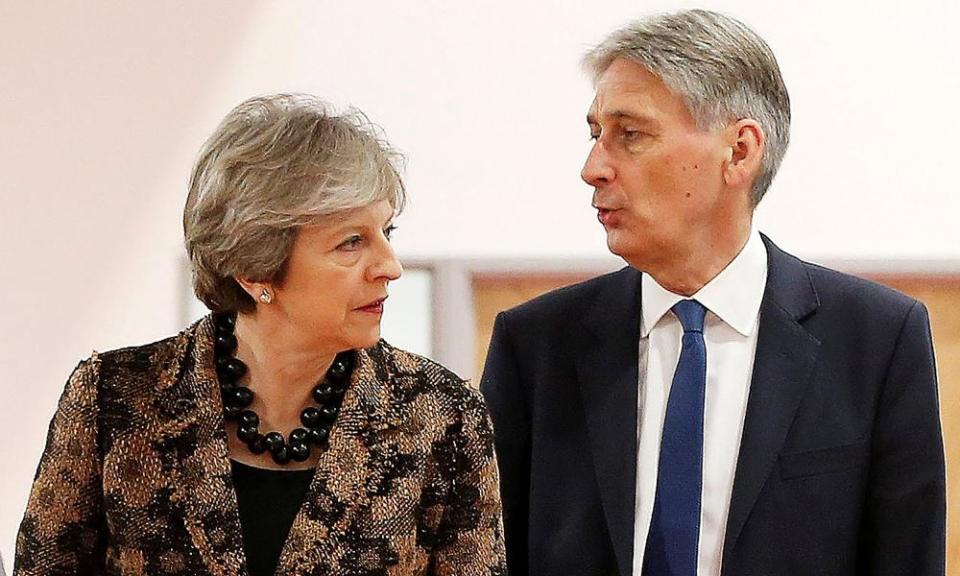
[301,406,322,427]
[289,442,310,462]
[313,384,337,404]
[248,435,267,454]
[289,428,309,445]
[272,446,291,465]
[214,313,236,332]
[319,405,339,421]
[217,357,247,382]
[308,427,330,445]
[329,357,350,378]
[237,425,259,443]
[239,410,259,427]
[214,333,238,354]
[263,431,285,453]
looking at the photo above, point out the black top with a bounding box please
[230,460,315,576]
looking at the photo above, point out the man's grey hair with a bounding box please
[184,94,406,313]
[583,9,790,205]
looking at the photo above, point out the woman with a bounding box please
[15,94,506,576]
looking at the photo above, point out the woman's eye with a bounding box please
[622,129,640,141]
[384,225,397,240]
[339,235,363,250]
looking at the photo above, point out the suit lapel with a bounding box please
[575,267,643,576]
[722,237,821,568]
[156,316,246,576]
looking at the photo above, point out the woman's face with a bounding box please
[269,199,402,352]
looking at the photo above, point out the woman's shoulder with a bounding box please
[369,340,486,410]
[373,340,465,381]
[82,318,205,391]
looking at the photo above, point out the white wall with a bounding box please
[1,0,958,563]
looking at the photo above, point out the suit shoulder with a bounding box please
[500,266,634,322]
[786,258,933,342]
[802,260,920,315]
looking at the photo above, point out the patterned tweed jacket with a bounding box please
[15,316,506,576]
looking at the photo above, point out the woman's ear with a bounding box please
[723,119,765,190]
[236,278,274,304]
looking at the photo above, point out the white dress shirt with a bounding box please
[632,229,768,576]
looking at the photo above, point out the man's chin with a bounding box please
[605,233,632,261]
[606,235,651,271]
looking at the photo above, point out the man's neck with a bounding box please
[641,220,753,297]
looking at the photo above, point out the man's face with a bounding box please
[582,58,738,273]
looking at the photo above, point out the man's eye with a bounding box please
[589,132,600,141]
[622,129,641,140]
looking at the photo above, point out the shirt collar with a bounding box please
[640,228,768,338]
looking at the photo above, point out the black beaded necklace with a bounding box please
[213,312,353,465]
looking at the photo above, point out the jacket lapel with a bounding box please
[574,267,643,576]
[275,344,404,573]
[154,319,406,575]
[722,236,821,568]
[156,316,246,576]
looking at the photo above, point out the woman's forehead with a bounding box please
[304,199,395,232]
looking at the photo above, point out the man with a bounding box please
[480,9,945,576]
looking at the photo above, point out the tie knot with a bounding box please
[672,299,706,333]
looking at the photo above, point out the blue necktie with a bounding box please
[642,299,707,576]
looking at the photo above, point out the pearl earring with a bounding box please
[259,288,272,304]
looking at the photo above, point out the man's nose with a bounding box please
[581,141,615,187]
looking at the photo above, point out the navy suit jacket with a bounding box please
[480,236,945,575]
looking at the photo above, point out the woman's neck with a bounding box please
[231,312,337,430]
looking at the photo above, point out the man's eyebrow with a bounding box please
[587,109,658,127]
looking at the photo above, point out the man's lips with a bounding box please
[595,207,621,226]
[356,297,387,314]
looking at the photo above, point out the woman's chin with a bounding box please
[352,329,382,350]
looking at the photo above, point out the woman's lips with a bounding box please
[356,298,386,314]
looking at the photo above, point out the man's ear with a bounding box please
[723,119,765,190]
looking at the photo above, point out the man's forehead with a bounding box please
[586,60,679,124]
[586,90,656,123]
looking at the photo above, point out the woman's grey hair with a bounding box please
[583,9,790,205]
[184,93,406,313]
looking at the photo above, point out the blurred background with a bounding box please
[1,0,958,569]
